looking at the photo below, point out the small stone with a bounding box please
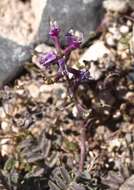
[89,62,102,80]
[0,107,6,118]
[40,83,66,100]
[72,106,78,118]
[16,89,24,95]
[106,34,116,47]
[27,83,40,98]
[125,133,132,144]
[1,121,10,132]
[35,43,53,53]
[3,103,13,116]
[125,92,134,103]
[108,26,121,40]
[119,25,129,34]
[12,125,19,133]
[113,111,121,119]
[79,41,110,63]
[117,42,128,51]
[39,84,50,93]
[121,52,128,59]
[108,138,121,152]
[103,0,129,13]
[0,138,14,157]
[127,20,132,27]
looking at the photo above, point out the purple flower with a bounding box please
[39,51,57,68]
[38,21,86,82]
[66,30,83,48]
[49,21,60,38]
[64,30,83,55]
[49,21,61,51]
[79,70,91,80]
[68,68,91,81]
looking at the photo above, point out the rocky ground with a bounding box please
[0,1,134,190]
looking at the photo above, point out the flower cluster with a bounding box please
[38,21,92,84]
[36,21,94,172]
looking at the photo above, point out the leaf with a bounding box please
[49,181,61,190]
[48,167,85,190]
[4,158,16,171]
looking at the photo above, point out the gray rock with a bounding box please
[0,36,32,87]
[34,0,104,45]
[120,175,134,190]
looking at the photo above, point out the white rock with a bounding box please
[79,41,110,64]
[1,121,10,132]
[0,138,13,156]
[106,34,116,47]
[27,83,40,98]
[121,52,127,59]
[103,0,128,13]
[108,138,121,152]
[126,20,132,27]
[89,62,102,80]
[15,89,24,95]
[117,42,127,51]
[0,107,6,118]
[35,44,53,53]
[39,83,66,99]
[124,92,134,103]
[119,25,129,34]
[72,106,78,117]
[108,25,121,40]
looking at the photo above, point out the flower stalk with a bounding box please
[36,21,94,172]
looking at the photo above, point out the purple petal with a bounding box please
[49,21,60,38]
[79,70,90,80]
[39,51,57,68]
[65,30,83,49]
[58,58,66,73]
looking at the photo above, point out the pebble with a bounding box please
[89,62,102,80]
[26,83,40,98]
[127,20,132,27]
[108,26,121,40]
[108,138,121,152]
[0,138,14,157]
[15,89,24,95]
[119,25,129,34]
[72,106,78,118]
[39,84,51,93]
[106,34,116,47]
[79,41,110,63]
[35,44,53,53]
[1,121,10,132]
[125,92,134,103]
[0,107,6,118]
[103,0,128,13]
[117,42,128,51]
